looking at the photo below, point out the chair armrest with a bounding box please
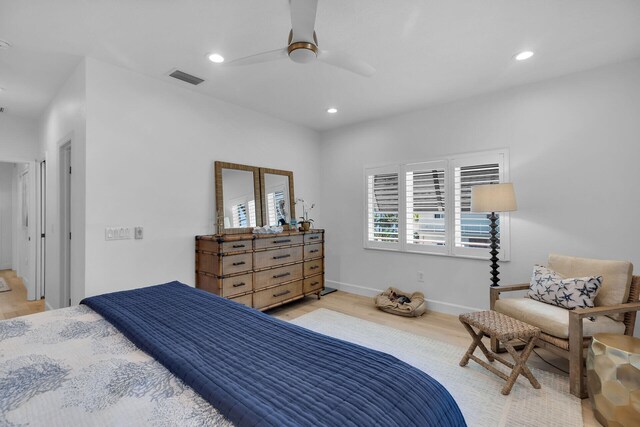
[570,301,640,320]
[489,283,529,310]
[491,283,530,293]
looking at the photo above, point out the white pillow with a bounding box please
[528,265,602,310]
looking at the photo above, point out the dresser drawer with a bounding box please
[254,281,303,310]
[254,263,303,290]
[229,293,252,308]
[222,253,253,275]
[303,275,324,294]
[220,273,253,297]
[304,243,323,260]
[221,239,252,254]
[254,235,303,250]
[254,246,303,269]
[304,233,323,243]
[304,259,323,276]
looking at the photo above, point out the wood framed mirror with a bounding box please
[215,161,262,234]
[260,167,295,227]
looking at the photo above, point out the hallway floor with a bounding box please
[0,269,45,319]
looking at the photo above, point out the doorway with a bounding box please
[0,160,43,318]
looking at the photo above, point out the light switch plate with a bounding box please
[134,227,143,239]
[105,227,132,241]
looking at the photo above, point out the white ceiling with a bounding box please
[1,0,639,130]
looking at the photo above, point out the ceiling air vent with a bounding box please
[168,70,205,86]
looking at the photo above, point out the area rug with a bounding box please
[289,308,582,427]
[0,277,10,292]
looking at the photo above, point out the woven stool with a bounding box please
[459,310,541,395]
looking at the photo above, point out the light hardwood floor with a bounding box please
[0,270,45,319]
[270,291,600,427]
[0,278,598,426]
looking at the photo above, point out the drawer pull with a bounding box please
[232,261,246,266]
[273,290,291,297]
[273,272,291,279]
[232,282,246,288]
[309,249,319,253]
[311,281,319,286]
[273,254,291,260]
[310,265,320,270]
[309,236,320,240]
[232,244,245,248]
[273,239,291,244]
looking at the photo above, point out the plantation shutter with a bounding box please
[405,161,447,252]
[232,203,248,227]
[366,166,400,248]
[453,153,505,256]
[267,191,285,225]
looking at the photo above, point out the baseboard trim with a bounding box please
[325,279,483,316]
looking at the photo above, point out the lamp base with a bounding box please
[489,212,500,287]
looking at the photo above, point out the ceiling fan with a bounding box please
[224,0,375,77]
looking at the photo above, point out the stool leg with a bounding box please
[501,339,540,395]
[460,322,494,366]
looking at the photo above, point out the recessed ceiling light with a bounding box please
[0,40,11,49]
[327,107,338,114]
[515,51,534,61]
[208,53,225,64]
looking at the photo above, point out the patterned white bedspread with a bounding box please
[0,305,233,426]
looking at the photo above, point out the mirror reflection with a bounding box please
[263,173,291,226]
[221,168,257,228]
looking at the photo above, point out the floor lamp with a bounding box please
[471,183,517,287]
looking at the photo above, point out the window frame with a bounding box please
[363,149,510,261]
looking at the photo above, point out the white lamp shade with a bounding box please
[471,183,517,213]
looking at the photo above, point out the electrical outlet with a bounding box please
[417,271,424,282]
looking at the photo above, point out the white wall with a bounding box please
[38,59,86,309]
[320,59,640,336]
[83,58,321,297]
[0,162,14,269]
[0,113,38,161]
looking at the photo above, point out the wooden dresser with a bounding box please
[195,230,324,310]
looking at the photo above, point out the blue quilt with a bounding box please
[81,282,466,427]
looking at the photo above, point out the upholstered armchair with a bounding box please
[490,254,640,398]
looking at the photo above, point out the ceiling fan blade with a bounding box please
[290,0,318,42]
[225,48,288,67]
[318,50,376,77]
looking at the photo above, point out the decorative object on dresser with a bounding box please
[470,182,517,287]
[295,197,315,232]
[195,230,325,310]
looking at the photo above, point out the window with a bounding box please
[366,166,400,249]
[267,190,286,225]
[405,161,447,254]
[231,200,256,228]
[364,150,509,259]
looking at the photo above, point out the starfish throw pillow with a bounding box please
[528,265,602,310]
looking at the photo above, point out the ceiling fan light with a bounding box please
[208,53,225,63]
[288,42,317,64]
[515,51,534,61]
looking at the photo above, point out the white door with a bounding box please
[17,162,37,300]
[0,163,13,270]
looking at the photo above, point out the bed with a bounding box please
[1,281,466,426]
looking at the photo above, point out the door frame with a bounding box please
[59,142,72,308]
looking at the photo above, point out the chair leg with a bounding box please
[569,312,588,398]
